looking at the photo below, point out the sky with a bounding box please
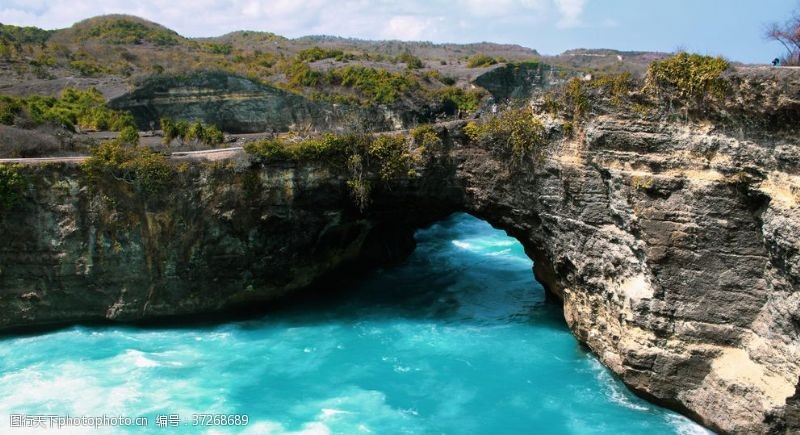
[0,0,797,63]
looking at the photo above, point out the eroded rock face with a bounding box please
[0,157,461,328]
[473,62,565,102]
[453,117,800,433]
[2,102,799,433]
[108,72,430,133]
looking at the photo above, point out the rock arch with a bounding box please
[1,118,798,433]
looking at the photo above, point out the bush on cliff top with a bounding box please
[434,86,485,113]
[244,132,421,210]
[465,107,546,163]
[645,53,730,103]
[82,140,173,194]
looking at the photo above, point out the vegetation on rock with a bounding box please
[396,52,424,69]
[296,46,356,62]
[434,86,485,112]
[72,16,181,46]
[467,53,499,68]
[328,65,420,104]
[645,53,729,103]
[465,107,546,163]
[244,131,421,210]
[0,87,135,132]
[160,118,224,146]
[82,140,173,194]
[0,164,25,210]
[119,125,140,145]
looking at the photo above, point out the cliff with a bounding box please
[108,72,426,133]
[1,68,799,433]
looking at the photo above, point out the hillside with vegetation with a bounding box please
[0,15,664,99]
[0,14,702,157]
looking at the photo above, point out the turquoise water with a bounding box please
[0,213,710,434]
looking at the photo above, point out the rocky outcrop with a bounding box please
[2,70,800,433]
[473,62,567,102]
[0,157,461,327]
[455,117,799,434]
[108,72,429,133]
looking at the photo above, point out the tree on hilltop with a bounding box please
[766,5,800,65]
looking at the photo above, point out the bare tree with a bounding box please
[766,6,800,65]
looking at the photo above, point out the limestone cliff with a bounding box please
[1,68,799,433]
[108,72,432,133]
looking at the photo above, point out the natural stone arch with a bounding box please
[1,118,798,433]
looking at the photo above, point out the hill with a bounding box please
[0,15,662,101]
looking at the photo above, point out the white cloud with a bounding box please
[0,0,592,46]
[382,15,440,40]
[553,0,586,28]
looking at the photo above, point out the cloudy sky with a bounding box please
[0,0,796,63]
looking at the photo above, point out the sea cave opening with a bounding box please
[0,212,710,433]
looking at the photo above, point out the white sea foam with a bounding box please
[668,414,714,435]
[121,349,160,368]
[393,365,411,373]
[588,359,650,411]
[451,240,473,250]
[320,408,353,418]
[486,248,512,256]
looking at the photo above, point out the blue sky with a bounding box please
[0,0,796,63]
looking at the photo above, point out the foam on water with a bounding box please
[0,213,711,434]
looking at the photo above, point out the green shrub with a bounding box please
[0,23,52,45]
[464,108,546,163]
[434,87,484,112]
[285,60,324,88]
[244,132,420,209]
[296,47,353,62]
[564,78,591,120]
[466,53,497,68]
[69,59,109,77]
[0,164,25,210]
[119,125,139,144]
[243,138,292,160]
[0,96,22,125]
[82,140,172,193]
[368,134,416,180]
[590,72,632,105]
[645,53,730,102]
[81,18,180,46]
[9,88,134,132]
[160,118,224,146]
[201,125,224,145]
[328,66,419,104]
[396,52,424,69]
[205,43,233,55]
[411,124,443,150]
